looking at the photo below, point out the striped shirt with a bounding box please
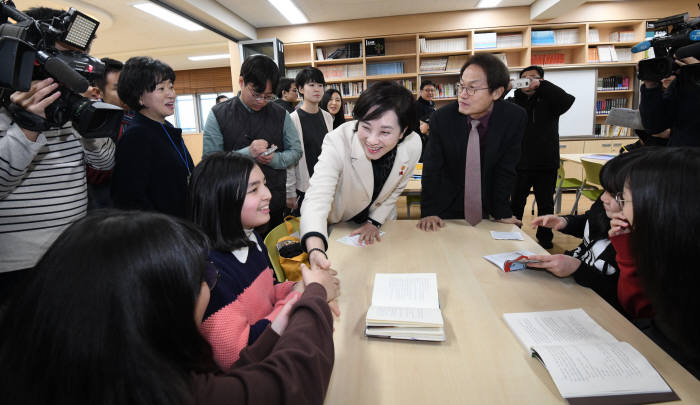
[0,108,115,272]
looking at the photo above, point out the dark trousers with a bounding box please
[0,268,30,315]
[511,169,558,243]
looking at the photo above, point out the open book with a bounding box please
[503,309,678,404]
[365,273,445,341]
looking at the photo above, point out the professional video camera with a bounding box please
[631,10,700,82]
[0,1,123,138]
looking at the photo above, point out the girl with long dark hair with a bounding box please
[320,88,346,129]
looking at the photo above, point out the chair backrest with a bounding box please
[581,159,604,187]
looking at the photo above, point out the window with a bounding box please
[167,92,233,133]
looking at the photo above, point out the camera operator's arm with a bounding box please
[639,78,676,134]
[0,79,61,199]
[80,136,115,171]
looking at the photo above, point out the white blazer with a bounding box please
[300,120,422,241]
[286,109,334,199]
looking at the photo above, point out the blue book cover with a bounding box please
[532,30,555,45]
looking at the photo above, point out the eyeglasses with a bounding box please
[456,83,490,96]
[204,261,219,291]
[247,86,278,102]
[614,192,631,209]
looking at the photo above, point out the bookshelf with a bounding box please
[280,20,646,131]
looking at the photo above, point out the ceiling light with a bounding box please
[133,3,204,31]
[267,0,308,24]
[188,54,230,61]
[476,0,502,8]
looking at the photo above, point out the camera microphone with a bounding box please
[631,41,651,53]
[36,50,89,93]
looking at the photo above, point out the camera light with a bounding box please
[63,10,99,51]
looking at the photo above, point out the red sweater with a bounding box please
[610,233,654,319]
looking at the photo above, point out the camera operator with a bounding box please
[0,7,115,301]
[639,55,700,147]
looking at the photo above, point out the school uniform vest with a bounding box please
[212,97,287,193]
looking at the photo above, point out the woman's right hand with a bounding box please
[531,215,567,231]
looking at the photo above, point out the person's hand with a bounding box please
[608,212,631,238]
[419,120,429,135]
[651,129,670,139]
[308,248,331,272]
[527,78,541,91]
[350,222,381,245]
[527,254,581,278]
[675,56,699,66]
[292,281,305,294]
[301,264,341,317]
[250,139,269,156]
[286,197,298,210]
[531,215,566,231]
[643,80,660,89]
[660,75,676,89]
[270,294,299,335]
[10,78,62,141]
[496,216,523,227]
[417,216,444,232]
[255,151,274,166]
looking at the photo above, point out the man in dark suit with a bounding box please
[418,53,527,231]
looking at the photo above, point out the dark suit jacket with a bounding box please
[421,100,526,220]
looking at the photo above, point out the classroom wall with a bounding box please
[256,0,699,43]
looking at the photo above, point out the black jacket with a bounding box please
[508,80,575,170]
[639,78,700,147]
[421,100,526,220]
[112,113,194,218]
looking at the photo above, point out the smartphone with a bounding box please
[261,144,278,156]
[512,78,531,89]
[504,258,542,272]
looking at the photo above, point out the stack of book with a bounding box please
[420,37,468,53]
[366,61,404,76]
[419,58,447,72]
[446,55,469,71]
[597,76,630,91]
[532,29,579,45]
[531,53,565,64]
[596,98,628,115]
[328,82,364,97]
[365,273,445,341]
[595,124,633,137]
[610,30,635,42]
[496,33,523,48]
[316,64,363,80]
[503,309,677,404]
[434,82,456,98]
[596,45,618,62]
[617,47,632,61]
[474,32,497,49]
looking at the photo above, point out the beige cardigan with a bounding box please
[300,121,422,240]
[286,109,334,199]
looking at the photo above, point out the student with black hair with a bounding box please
[0,210,339,404]
[274,77,298,113]
[609,147,700,378]
[419,54,527,231]
[508,65,575,249]
[111,56,194,218]
[215,95,229,104]
[300,81,422,272]
[202,55,302,228]
[526,152,647,312]
[286,67,334,213]
[320,88,346,129]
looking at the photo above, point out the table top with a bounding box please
[323,220,700,404]
[560,153,615,164]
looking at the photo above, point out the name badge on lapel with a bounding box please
[399,165,407,175]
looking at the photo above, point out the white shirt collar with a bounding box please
[231,229,262,263]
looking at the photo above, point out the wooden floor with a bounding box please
[396,192,594,254]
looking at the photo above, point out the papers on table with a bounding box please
[483,250,537,271]
[581,153,615,160]
[490,231,524,240]
[337,231,386,247]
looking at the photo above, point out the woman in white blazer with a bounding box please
[300,81,422,272]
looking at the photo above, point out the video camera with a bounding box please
[632,10,700,83]
[0,1,123,138]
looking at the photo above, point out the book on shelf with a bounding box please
[420,37,468,53]
[474,32,497,49]
[446,54,469,71]
[496,33,523,48]
[365,273,445,341]
[434,82,456,98]
[532,30,555,45]
[596,98,628,115]
[597,45,617,62]
[366,61,404,76]
[286,67,304,79]
[554,28,579,44]
[365,38,385,56]
[493,53,508,67]
[419,57,447,72]
[318,42,362,60]
[588,28,600,43]
[317,63,363,80]
[328,81,364,97]
[588,47,599,62]
[616,47,632,62]
[595,124,633,137]
[610,30,636,42]
[503,309,678,404]
[343,101,355,116]
[597,76,630,91]
[531,53,565,65]
[316,48,324,61]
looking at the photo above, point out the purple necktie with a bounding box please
[464,119,482,226]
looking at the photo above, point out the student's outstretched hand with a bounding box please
[350,222,381,245]
[531,215,567,231]
[527,254,581,278]
[496,216,523,227]
[608,212,631,238]
[271,294,299,335]
[301,264,341,317]
[417,216,445,232]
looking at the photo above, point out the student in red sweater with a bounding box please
[0,210,339,404]
[188,152,338,369]
[608,147,700,378]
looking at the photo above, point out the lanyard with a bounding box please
[159,123,190,180]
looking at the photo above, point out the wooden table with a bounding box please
[324,220,700,404]
[560,153,615,164]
